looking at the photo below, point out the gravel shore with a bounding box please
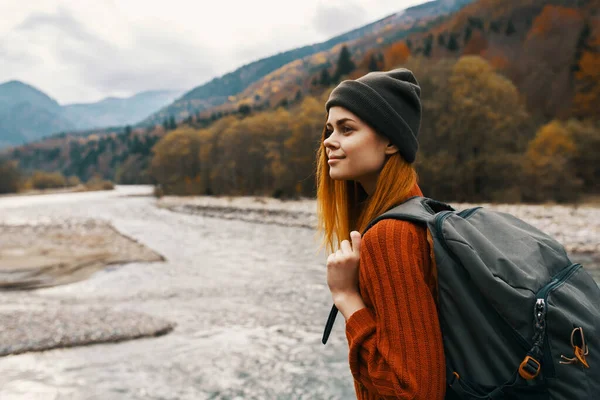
[0,307,175,357]
[0,220,165,289]
[158,195,600,257]
[0,218,172,357]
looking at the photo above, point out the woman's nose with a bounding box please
[323,132,338,149]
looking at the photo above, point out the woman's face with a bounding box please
[323,106,397,194]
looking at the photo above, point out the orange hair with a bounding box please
[316,124,417,253]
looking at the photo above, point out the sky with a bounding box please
[0,0,427,105]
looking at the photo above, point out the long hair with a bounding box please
[316,124,417,253]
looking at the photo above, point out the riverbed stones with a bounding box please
[0,307,175,357]
[0,220,165,290]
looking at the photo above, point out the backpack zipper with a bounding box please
[535,262,582,377]
[536,263,582,301]
[457,207,482,219]
[434,209,533,352]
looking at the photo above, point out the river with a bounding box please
[0,186,597,400]
[0,186,352,400]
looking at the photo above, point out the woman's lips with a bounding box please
[328,157,344,164]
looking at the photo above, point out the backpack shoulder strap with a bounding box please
[363,196,454,234]
[322,195,454,346]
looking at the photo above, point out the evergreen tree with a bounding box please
[334,45,355,81]
[320,68,331,86]
[125,125,132,136]
[464,25,473,44]
[438,33,446,46]
[505,20,516,36]
[572,23,591,72]
[423,34,433,57]
[490,20,501,33]
[368,53,379,71]
[162,118,169,131]
[169,116,176,130]
[238,104,251,116]
[447,34,459,52]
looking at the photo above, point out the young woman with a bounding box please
[316,68,446,399]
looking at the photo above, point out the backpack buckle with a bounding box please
[519,356,541,380]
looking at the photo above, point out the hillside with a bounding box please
[139,0,474,126]
[4,0,598,205]
[400,0,600,119]
[0,82,181,148]
[62,90,182,131]
[197,0,598,121]
[0,81,75,147]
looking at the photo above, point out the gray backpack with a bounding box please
[322,196,600,399]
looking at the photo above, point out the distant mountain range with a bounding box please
[5,0,597,188]
[0,81,181,148]
[0,0,473,149]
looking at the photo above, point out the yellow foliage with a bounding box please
[526,121,576,162]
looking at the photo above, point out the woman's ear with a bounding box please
[384,142,399,155]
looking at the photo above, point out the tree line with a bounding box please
[147,55,598,203]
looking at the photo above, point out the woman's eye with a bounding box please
[324,129,333,138]
[342,126,353,134]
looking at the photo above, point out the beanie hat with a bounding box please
[325,68,422,163]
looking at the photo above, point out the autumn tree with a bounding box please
[0,159,20,194]
[514,6,585,119]
[522,121,582,202]
[383,41,411,70]
[562,119,600,191]
[150,127,204,195]
[410,56,533,202]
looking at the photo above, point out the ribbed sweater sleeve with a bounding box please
[345,219,446,399]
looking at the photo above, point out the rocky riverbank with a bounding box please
[0,307,174,357]
[0,217,173,357]
[158,195,600,277]
[0,219,165,289]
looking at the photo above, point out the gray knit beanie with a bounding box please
[325,68,422,163]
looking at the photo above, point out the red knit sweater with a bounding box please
[345,185,446,399]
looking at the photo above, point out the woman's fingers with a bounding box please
[350,231,362,256]
[340,239,352,254]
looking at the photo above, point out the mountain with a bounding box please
[140,0,474,126]
[0,82,181,148]
[8,0,597,191]
[0,81,75,148]
[61,90,182,130]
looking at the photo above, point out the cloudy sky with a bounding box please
[1,0,426,105]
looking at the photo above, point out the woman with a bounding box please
[316,68,446,399]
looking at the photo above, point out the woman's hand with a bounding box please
[327,231,366,320]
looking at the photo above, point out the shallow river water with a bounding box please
[0,186,352,400]
[0,186,597,400]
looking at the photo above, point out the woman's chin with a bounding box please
[329,171,350,181]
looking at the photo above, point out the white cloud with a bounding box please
[0,0,426,104]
